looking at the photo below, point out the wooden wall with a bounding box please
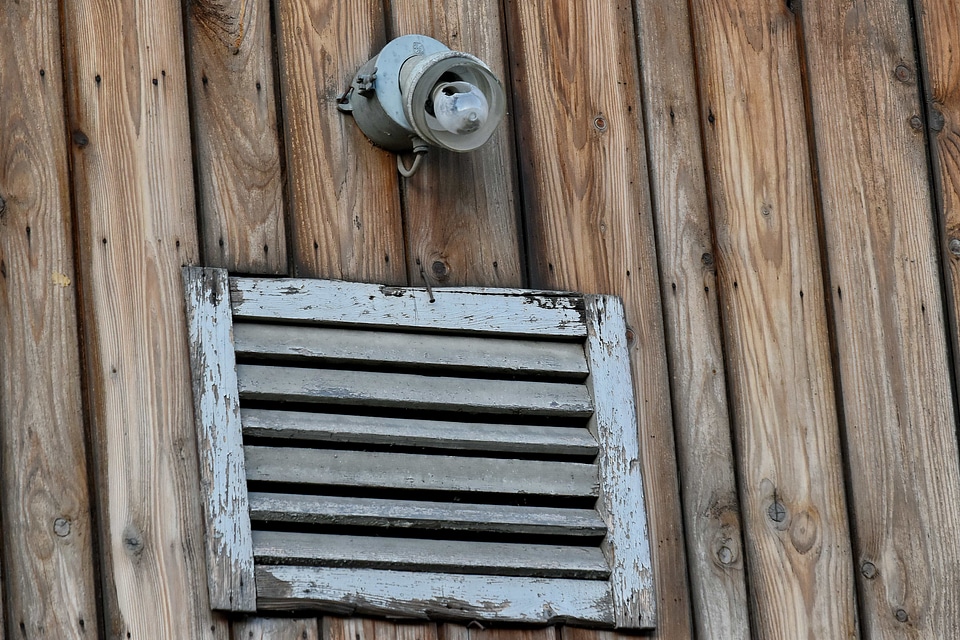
[1,0,959,638]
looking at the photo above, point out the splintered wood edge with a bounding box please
[229,277,587,337]
[255,565,616,626]
[584,295,657,629]
[182,266,257,612]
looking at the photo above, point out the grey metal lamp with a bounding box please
[337,34,506,177]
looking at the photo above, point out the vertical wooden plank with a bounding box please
[325,617,437,640]
[233,617,320,640]
[185,0,287,274]
[916,0,960,401]
[505,1,693,637]
[631,0,751,635]
[183,267,256,612]
[584,296,654,628]
[0,0,99,636]
[274,0,406,282]
[689,1,858,637]
[60,0,228,635]
[803,0,960,635]
[388,0,523,288]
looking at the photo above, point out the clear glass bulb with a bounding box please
[430,81,489,135]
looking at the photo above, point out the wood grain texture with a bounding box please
[183,268,256,612]
[689,0,858,636]
[244,446,599,497]
[185,0,286,274]
[242,410,599,456]
[389,0,523,288]
[504,1,692,636]
[233,323,588,377]
[248,492,606,536]
[324,615,436,640]
[230,277,587,337]
[0,0,99,636]
[252,531,609,578]
[60,0,228,634]
[631,0,750,635]
[274,0,406,282]
[259,566,614,625]
[803,0,960,635]
[916,0,960,409]
[233,617,320,640]
[237,364,593,416]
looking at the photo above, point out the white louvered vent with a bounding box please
[182,267,655,630]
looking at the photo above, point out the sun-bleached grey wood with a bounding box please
[252,531,610,579]
[233,323,589,378]
[181,267,256,612]
[237,364,593,417]
[244,446,599,497]
[241,409,599,456]
[247,492,607,536]
[229,277,587,337]
[255,565,616,625]
[584,295,656,628]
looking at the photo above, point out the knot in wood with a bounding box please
[54,517,71,537]
[948,238,960,257]
[895,609,908,623]
[593,115,607,132]
[860,561,877,579]
[767,500,786,524]
[431,260,449,279]
[122,523,145,557]
[909,115,923,131]
[894,64,913,83]
[72,129,89,148]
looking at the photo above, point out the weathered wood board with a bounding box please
[233,323,588,377]
[631,0,751,635]
[183,268,256,612]
[0,0,99,636]
[185,0,286,274]
[388,0,523,288]
[248,492,606,536]
[274,0,406,282]
[242,409,599,455]
[257,566,615,625]
[916,0,960,412]
[253,531,609,578]
[230,277,587,337]
[689,0,858,636]
[803,0,960,634]
[60,0,227,634]
[233,617,320,640]
[504,0,692,636]
[244,446,598,497]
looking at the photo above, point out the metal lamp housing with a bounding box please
[344,35,505,153]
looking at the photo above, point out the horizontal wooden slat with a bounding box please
[237,365,594,417]
[230,278,587,337]
[248,492,607,536]
[244,446,599,497]
[252,531,610,579]
[233,323,589,378]
[241,409,599,456]
[256,565,617,625]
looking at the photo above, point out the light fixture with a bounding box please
[337,34,506,177]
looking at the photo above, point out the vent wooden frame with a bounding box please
[182,267,655,629]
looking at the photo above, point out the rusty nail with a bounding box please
[895,64,912,82]
[895,609,908,623]
[949,238,960,257]
[54,517,71,537]
[909,115,923,131]
[861,562,877,579]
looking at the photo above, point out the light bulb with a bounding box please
[430,81,489,135]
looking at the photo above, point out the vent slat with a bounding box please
[245,446,599,497]
[234,324,588,378]
[230,278,587,338]
[241,409,599,456]
[252,531,610,579]
[237,365,594,417]
[248,492,607,536]
[255,565,616,625]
